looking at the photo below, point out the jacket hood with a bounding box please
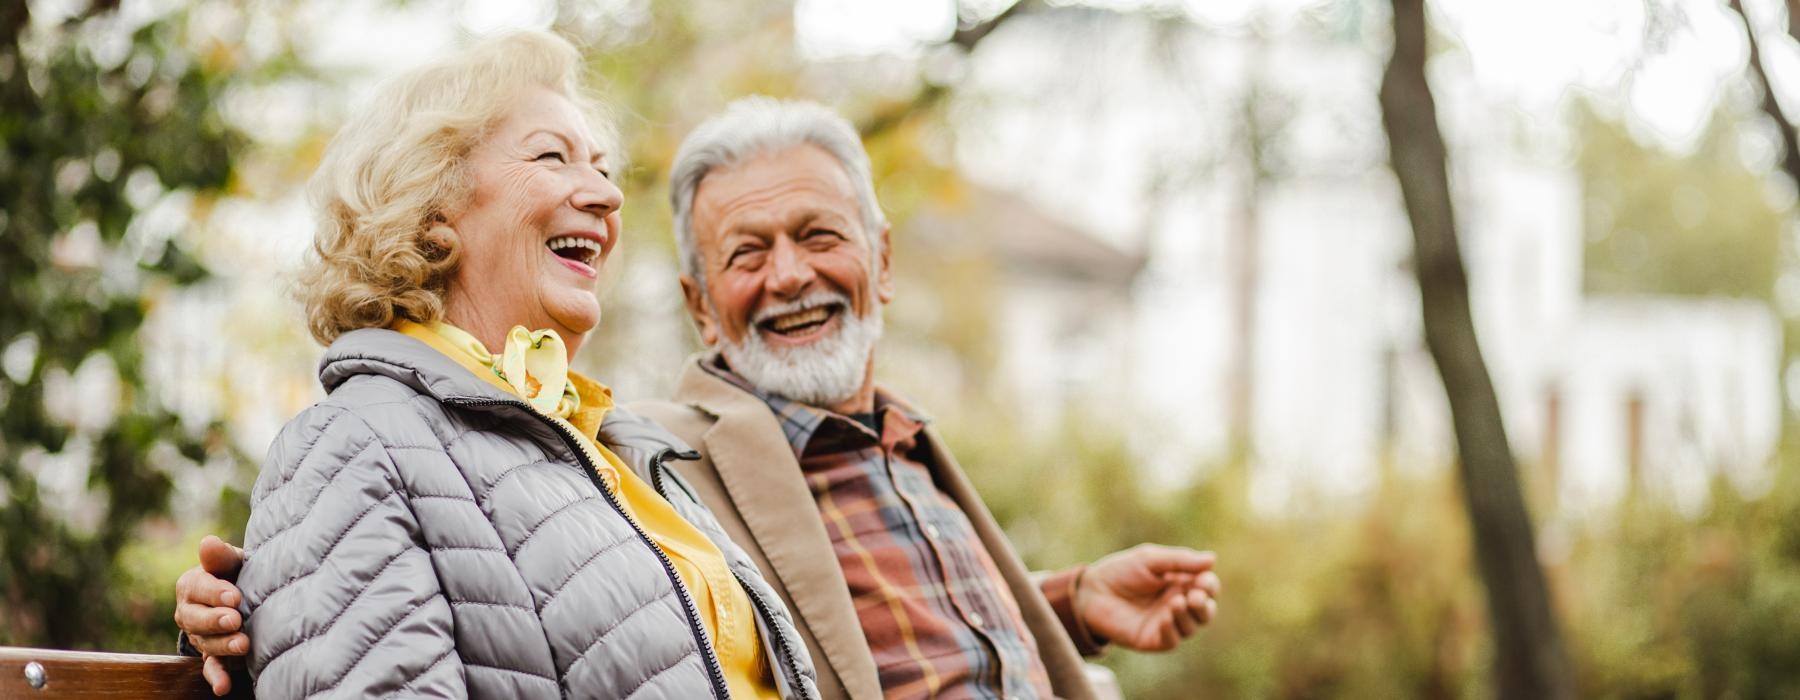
[319,328,514,403]
[319,328,698,461]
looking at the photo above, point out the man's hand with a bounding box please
[174,535,248,697]
[1077,544,1220,652]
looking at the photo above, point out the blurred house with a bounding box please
[945,10,1782,514]
[897,186,1147,430]
[1405,147,1782,517]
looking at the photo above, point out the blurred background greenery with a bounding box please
[4,0,1800,697]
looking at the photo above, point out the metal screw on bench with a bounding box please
[23,660,46,689]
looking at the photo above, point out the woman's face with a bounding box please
[443,87,622,353]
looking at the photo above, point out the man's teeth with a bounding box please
[547,236,600,264]
[766,306,831,332]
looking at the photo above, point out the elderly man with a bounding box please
[176,97,1218,699]
[640,97,1221,700]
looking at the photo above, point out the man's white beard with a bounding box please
[718,290,881,407]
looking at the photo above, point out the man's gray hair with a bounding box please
[669,96,887,285]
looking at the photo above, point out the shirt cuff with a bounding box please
[1041,565,1108,656]
[177,630,201,657]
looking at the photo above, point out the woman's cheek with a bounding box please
[609,212,625,251]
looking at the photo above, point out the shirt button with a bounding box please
[968,612,985,628]
[923,524,940,540]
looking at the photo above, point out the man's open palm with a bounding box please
[1077,544,1220,651]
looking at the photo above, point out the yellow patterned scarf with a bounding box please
[426,322,580,419]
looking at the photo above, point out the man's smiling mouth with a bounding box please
[759,303,841,337]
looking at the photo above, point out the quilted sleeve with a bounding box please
[236,405,465,699]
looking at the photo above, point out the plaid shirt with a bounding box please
[707,362,1058,700]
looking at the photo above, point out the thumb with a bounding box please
[199,535,244,579]
[1137,545,1217,576]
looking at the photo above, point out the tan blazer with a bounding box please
[630,355,1098,700]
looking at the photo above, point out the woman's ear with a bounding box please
[422,223,460,264]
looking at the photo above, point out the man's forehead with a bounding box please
[692,145,859,233]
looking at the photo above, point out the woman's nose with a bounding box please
[571,169,622,218]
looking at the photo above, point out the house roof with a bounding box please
[902,186,1146,288]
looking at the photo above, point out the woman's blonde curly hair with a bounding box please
[298,31,615,345]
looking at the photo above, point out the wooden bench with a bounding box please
[0,647,250,698]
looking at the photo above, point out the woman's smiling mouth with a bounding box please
[547,234,603,277]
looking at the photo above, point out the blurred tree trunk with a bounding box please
[1377,1,1576,698]
[1225,39,1268,463]
[1730,0,1800,188]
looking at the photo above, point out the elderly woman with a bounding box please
[200,32,818,699]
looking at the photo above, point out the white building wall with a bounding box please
[951,12,1781,514]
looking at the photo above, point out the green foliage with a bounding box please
[0,5,244,649]
[1576,100,1784,300]
[947,405,1800,698]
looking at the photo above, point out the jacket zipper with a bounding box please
[448,398,732,700]
[652,450,811,699]
[730,568,811,699]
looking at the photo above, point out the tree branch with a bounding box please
[949,0,1035,51]
[1731,0,1800,188]
[857,0,1042,138]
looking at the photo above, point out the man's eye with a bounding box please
[728,247,764,268]
[805,229,843,241]
[535,151,566,163]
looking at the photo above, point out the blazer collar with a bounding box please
[671,354,884,699]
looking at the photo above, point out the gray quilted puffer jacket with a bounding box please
[236,328,820,699]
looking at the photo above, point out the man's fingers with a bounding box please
[187,632,249,658]
[1171,599,1201,638]
[1158,615,1182,650]
[1134,544,1216,575]
[1138,585,1189,648]
[202,651,239,694]
[1187,587,1215,626]
[175,597,240,636]
[198,535,244,579]
[1196,571,1222,599]
[203,655,233,697]
[179,565,244,609]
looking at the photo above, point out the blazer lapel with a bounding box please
[672,360,884,700]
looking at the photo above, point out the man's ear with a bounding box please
[680,274,720,346]
[875,224,895,304]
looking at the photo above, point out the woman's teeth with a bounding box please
[547,235,601,266]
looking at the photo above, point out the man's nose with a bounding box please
[571,169,622,218]
[766,237,816,297]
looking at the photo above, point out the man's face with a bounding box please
[681,144,893,406]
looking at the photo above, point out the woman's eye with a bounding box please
[535,151,566,163]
